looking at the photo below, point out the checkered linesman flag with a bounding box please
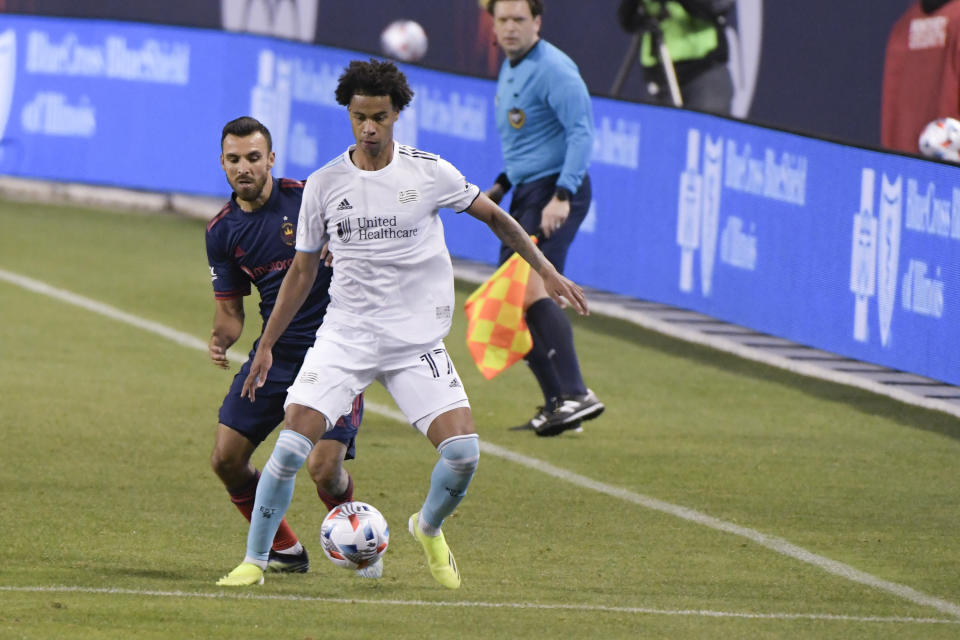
[464,243,536,380]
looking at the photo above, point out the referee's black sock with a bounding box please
[526,298,587,398]
[523,324,562,409]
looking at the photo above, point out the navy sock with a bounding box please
[525,298,586,397]
[523,322,563,407]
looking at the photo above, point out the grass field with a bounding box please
[1,198,959,639]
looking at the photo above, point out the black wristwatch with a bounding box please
[554,186,571,201]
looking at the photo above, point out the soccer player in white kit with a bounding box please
[217,59,588,589]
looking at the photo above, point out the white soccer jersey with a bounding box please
[297,141,481,345]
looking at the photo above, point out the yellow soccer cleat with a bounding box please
[216,562,264,586]
[408,512,461,589]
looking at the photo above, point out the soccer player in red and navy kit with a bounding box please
[206,117,377,578]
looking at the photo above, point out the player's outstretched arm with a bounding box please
[465,193,589,315]
[209,297,245,369]
[241,250,322,401]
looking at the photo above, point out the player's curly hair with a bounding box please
[486,0,544,16]
[335,59,414,112]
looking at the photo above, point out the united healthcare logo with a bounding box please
[849,168,902,347]
[676,129,723,296]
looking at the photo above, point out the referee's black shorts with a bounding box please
[497,173,591,274]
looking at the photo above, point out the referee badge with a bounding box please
[508,107,526,129]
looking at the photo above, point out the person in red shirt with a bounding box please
[882,0,960,153]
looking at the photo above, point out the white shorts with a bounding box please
[285,321,470,436]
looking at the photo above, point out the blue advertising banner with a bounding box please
[0,15,503,202]
[2,15,960,387]
[570,101,960,387]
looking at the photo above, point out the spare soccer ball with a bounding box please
[320,501,389,570]
[918,117,960,162]
[380,19,428,62]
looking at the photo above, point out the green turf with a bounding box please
[1,199,959,638]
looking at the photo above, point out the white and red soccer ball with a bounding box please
[380,19,428,62]
[320,501,389,570]
[918,117,960,163]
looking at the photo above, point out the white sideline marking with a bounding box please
[0,268,246,362]
[3,267,959,621]
[1,586,957,625]
[477,441,960,619]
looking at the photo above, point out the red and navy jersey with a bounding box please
[206,177,331,347]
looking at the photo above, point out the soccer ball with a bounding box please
[319,501,389,570]
[380,19,428,62]
[918,117,960,162]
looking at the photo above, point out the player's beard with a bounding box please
[231,173,267,203]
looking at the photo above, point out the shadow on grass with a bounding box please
[581,310,960,441]
[454,278,960,443]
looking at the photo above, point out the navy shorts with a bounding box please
[497,173,592,273]
[218,341,362,459]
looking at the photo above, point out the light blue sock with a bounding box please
[243,429,313,567]
[420,434,479,532]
